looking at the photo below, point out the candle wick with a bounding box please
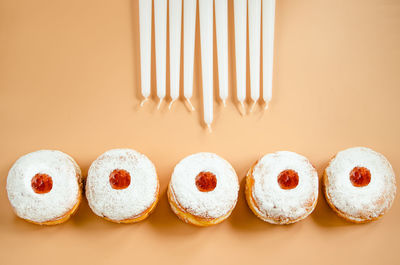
[168,99,176,110]
[249,101,257,113]
[185,98,195,112]
[157,98,164,110]
[140,98,149,107]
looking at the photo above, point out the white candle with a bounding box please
[234,0,247,114]
[262,0,275,109]
[154,0,167,109]
[248,0,261,112]
[139,0,152,107]
[183,0,197,111]
[169,0,182,109]
[215,0,229,106]
[199,0,213,131]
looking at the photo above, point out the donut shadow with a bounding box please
[6,201,94,233]
[229,177,316,232]
[310,178,354,227]
[8,216,58,232]
[228,178,270,231]
[147,188,203,236]
[69,197,99,227]
[69,197,146,232]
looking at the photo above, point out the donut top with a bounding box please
[325,147,396,220]
[250,151,318,223]
[6,150,81,223]
[170,153,239,219]
[86,149,158,221]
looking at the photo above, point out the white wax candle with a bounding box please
[234,0,247,114]
[262,0,275,109]
[154,0,167,109]
[169,0,182,109]
[199,0,213,131]
[139,0,152,107]
[215,0,229,106]
[248,0,261,112]
[183,0,197,111]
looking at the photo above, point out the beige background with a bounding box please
[1,0,400,264]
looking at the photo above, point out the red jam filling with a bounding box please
[109,169,131,190]
[195,171,217,192]
[350,167,371,187]
[31,173,53,194]
[277,169,299,190]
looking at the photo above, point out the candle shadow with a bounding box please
[149,0,159,106]
[193,2,207,130]
[178,0,185,108]
[259,0,266,113]
[129,0,142,108]
[245,6,251,111]
[165,1,171,108]
[212,1,221,118]
[227,0,243,115]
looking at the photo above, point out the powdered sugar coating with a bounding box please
[324,147,396,222]
[6,150,81,223]
[170,153,239,219]
[250,151,318,224]
[86,149,158,221]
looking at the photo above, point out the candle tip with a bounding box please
[168,100,176,110]
[206,124,212,133]
[249,101,257,113]
[140,98,149,107]
[222,100,227,107]
[157,98,164,110]
[186,98,195,112]
[264,101,269,110]
[239,101,246,116]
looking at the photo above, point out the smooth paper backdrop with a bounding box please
[0,0,399,264]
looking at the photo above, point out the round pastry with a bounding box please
[86,149,159,223]
[168,152,239,226]
[6,150,82,225]
[245,151,319,224]
[323,147,396,223]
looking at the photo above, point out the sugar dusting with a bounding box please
[170,153,239,219]
[325,147,396,221]
[86,149,158,221]
[6,150,81,223]
[251,151,318,224]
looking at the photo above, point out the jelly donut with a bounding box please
[6,150,82,225]
[168,153,239,226]
[86,149,159,223]
[323,147,396,223]
[245,151,319,224]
